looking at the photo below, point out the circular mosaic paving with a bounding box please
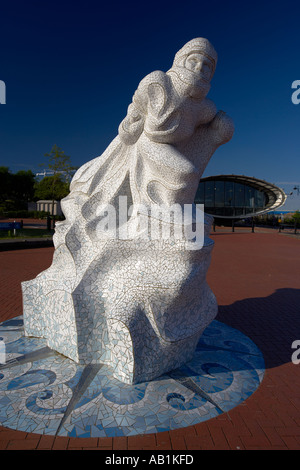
[0,316,264,438]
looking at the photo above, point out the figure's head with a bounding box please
[169,38,218,99]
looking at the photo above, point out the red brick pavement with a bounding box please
[0,229,299,450]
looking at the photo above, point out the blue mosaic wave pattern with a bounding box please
[0,317,264,437]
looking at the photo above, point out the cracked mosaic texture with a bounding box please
[22,38,234,383]
[0,317,264,437]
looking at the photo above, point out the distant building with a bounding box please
[29,200,62,216]
[195,175,286,221]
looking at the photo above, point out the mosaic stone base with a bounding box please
[0,316,264,438]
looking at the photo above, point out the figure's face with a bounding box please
[184,53,214,82]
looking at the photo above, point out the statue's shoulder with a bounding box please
[137,70,170,95]
[134,71,172,114]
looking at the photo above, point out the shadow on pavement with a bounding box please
[217,288,300,369]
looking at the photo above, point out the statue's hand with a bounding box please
[118,105,145,145]
[196,98,217,125]
[209,110,234,144]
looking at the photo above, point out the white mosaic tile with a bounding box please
[0,317,264,437]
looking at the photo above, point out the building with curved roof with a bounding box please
[195,175,286,220]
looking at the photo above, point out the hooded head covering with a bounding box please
[173,38,218,78]
[167,38,217,99]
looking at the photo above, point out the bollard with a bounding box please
[47,215,51,231]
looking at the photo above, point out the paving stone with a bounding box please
[0,230,299,449]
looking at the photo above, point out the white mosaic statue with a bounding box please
[22,38,234,384]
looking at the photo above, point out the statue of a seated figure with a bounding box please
[22,38,234,384]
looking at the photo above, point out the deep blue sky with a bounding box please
[1,0,300,210]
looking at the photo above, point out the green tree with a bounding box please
[13,170,36,203]
[292,210,300,225]
[39,144,77,217]
[0,167,13,205]
[43,144,77,183]
[34,174,70,200]
[0,167,36,212]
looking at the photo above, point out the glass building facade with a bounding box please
[194,176,285,219]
